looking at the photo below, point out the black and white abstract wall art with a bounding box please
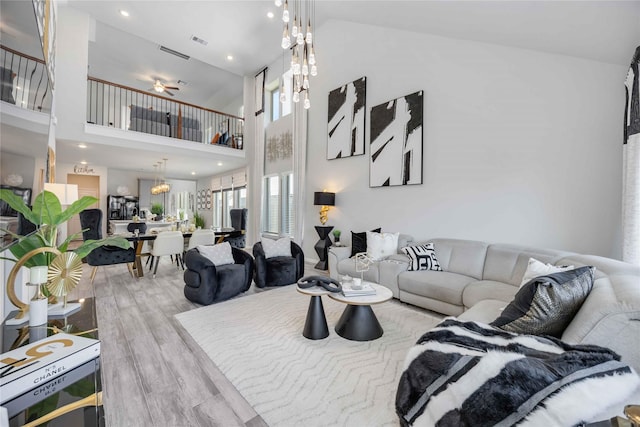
[369,91,423,187]
[327,77,367,160]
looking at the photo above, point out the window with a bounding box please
[267,70,292,123]
[212,186,247,228]
[263,176,280,234]
[271,87,281,122]
[262,173,294,237]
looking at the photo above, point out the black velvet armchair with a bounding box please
[79,209,136,283]
[183,246,254,305]
[252,241,304,288]
[223,208,247,249]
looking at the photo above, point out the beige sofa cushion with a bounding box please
[462,280,518,309]
[425,238,488,279]
[398,270,476,306]
[481,244,572,286]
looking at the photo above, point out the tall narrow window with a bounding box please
[263,175,281,234]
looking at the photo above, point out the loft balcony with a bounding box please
[1,45,245,165]
[86,77,244,151]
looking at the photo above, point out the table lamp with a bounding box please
[313,191,335,225]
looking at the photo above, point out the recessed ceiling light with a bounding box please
[267,11,274,19]
[191,171,196,175]
[226,55,233,61]
[78,143,87,148]
[119,9,129,17]
[217,162,223,166]
[81,161,87,165]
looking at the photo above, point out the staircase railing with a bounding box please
[0,45,52,113]
[87,77,244,150]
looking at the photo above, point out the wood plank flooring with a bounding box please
[85,256,311,427]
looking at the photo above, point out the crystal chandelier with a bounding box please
[276,0,316,109]
[151,159,171,195]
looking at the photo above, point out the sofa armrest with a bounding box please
[328,246,351,280]
[184,249,219,295]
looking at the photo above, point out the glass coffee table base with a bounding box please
[303,295,329,340]
[335,304,383,341]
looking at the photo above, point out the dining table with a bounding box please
[122,228,235,278]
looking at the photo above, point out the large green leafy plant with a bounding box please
[0,189,130,267]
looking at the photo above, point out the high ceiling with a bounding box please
[1,1,639,180]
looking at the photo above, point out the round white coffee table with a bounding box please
[296,285,332,340]
[328,282,393,341]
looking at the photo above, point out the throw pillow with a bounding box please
[491,266,595,338]
[366,231,399,260]
[262,237,292,258]
[197,243,234,266]
[520,257,575,287]
[350,228,381,258]
[401,243,443,271]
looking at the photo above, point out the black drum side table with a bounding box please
[314,225,333,270]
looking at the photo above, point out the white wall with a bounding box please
[54,5,90,142]
[1,152,36,189]
[302,20,627,260]
[107,168,141,197]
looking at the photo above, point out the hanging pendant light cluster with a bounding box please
[275,0,317,109]
[151,159,171,195]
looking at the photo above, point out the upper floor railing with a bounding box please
[0,45,52,113]
[87,77,244,150]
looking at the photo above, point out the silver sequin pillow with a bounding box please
[491,266,595,338]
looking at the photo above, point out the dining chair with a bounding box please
[79,209,136,284]
[187,229,216,251]
[127,222,147,234]
[127,222,152,265]
[150,230,185,278]
[223,208,247,248]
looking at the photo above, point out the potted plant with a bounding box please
[1,189,130,267]
[332,229,341,244]
[0,189,130,314]
[150,202,164,221]
[193,211,205,229]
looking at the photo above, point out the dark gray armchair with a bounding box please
[79,209,136,284]
[252,241,304,288]
[183,246,254,305]
[223,208,247,248]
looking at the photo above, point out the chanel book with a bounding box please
[0,333,100,404]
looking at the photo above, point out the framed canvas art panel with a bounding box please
[369,90,423,187]
[327,76,367,160]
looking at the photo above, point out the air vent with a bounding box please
[191,35,208,46]
[159,45,190,60]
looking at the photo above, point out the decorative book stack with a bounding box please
[342,282,377,297]
[0,333,100,404]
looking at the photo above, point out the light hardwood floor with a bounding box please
[86,256,301,427]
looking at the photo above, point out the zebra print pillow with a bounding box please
[401,243,443,271]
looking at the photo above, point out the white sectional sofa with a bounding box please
[328,236,640,374]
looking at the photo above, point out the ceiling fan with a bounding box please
[148,79,179,96]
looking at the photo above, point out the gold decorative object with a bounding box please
[6,247,61,320]
[47,251,83,305]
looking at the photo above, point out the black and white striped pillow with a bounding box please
[401,243,443,271]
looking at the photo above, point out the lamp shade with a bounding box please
[44,183,79,205]
[314,191,335,206]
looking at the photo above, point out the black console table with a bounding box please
[314,225,333,270]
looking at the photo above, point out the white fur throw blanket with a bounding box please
[396,319,640,426]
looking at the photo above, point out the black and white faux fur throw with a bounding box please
[396,319,640,427]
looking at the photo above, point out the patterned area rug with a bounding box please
[175,286,442,427]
